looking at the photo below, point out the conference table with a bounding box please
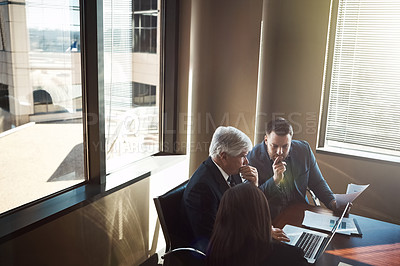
[272,203,400,266]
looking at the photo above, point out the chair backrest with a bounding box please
[153,180,192,252]
[162,248,206,266]
[306,188,321,206]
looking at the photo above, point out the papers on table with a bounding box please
[334,183,370,209]
[302,210,360,235]
[300,183,367,237]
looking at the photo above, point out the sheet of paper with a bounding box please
[302,210,358,235]
[334,183,370,209]
[346,183,370,194]
[338,263,353,266]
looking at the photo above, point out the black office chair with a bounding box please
[307,188,321,206]
[153,180,206,266]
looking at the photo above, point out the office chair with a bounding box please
[306,188,321,206]
[153,180,206,266]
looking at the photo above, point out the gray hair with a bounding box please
[209,126,253,158]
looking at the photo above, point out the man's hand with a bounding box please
[271,226,290,242]
[331,200,352,217]
[272,157,286,185]
[239,165,259,187]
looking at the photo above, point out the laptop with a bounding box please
[282,202,350,264]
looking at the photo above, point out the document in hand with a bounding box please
[302,211,360,235]
[334,183,370,209]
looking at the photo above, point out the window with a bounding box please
[0,0,162,214]
[133,0,158,53]
[0,0,178,240]
[318,0,400,162]
[104,0,161,173]
[0,0,84,214]
[0,84,9,112]
[133,82,157,106]
[0,13,5,51]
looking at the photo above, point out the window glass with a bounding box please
[0,0,84,214]
[104,0,160,172]
[0,13,5,51]
[319,0,400,162]
[133,82,157,106]
[133,0,158,53]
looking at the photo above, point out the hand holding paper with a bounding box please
[334,183,370,209]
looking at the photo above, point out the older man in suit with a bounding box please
[183,126,287,252]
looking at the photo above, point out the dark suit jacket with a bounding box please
[182,156,241,252]
[248,140,335,219]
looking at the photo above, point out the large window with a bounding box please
[104,0,160,172]
[0,0,84,214]
[318,0,400,162]
[0,0,164,216]
[133,0,158,53]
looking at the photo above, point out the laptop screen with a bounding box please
[331,202,351,234]
[322,202,351,252]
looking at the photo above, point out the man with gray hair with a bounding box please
[183,126,258,251]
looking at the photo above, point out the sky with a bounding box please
[26,0,80,30]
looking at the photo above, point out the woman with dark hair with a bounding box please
[206,183,308,266]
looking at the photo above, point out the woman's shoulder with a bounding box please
[262,241,309,266]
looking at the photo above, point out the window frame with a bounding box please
[317,0,400,164]
[0,0,180,243]
[0,12,5,51]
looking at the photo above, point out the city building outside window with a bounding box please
[0,0,84,214]
[133,0,158,53]
[104,0,161,172]
[0,0,162,214]
[0,14,5,51]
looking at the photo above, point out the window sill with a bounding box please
[0,153,187,244]
[316,146,400,165]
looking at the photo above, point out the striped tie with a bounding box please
[227,176,236,187]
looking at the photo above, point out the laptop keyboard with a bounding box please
[295,232,323,258]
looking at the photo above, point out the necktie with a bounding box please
[227,176,236,187]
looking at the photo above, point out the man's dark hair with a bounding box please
[266,117,293,136]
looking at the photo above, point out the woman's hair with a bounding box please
[206,183,272,266]
[209,126,253,158]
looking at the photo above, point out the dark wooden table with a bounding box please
[273,203,400,266]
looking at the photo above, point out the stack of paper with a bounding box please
[300,183,368,236]
[302,211,359,235]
